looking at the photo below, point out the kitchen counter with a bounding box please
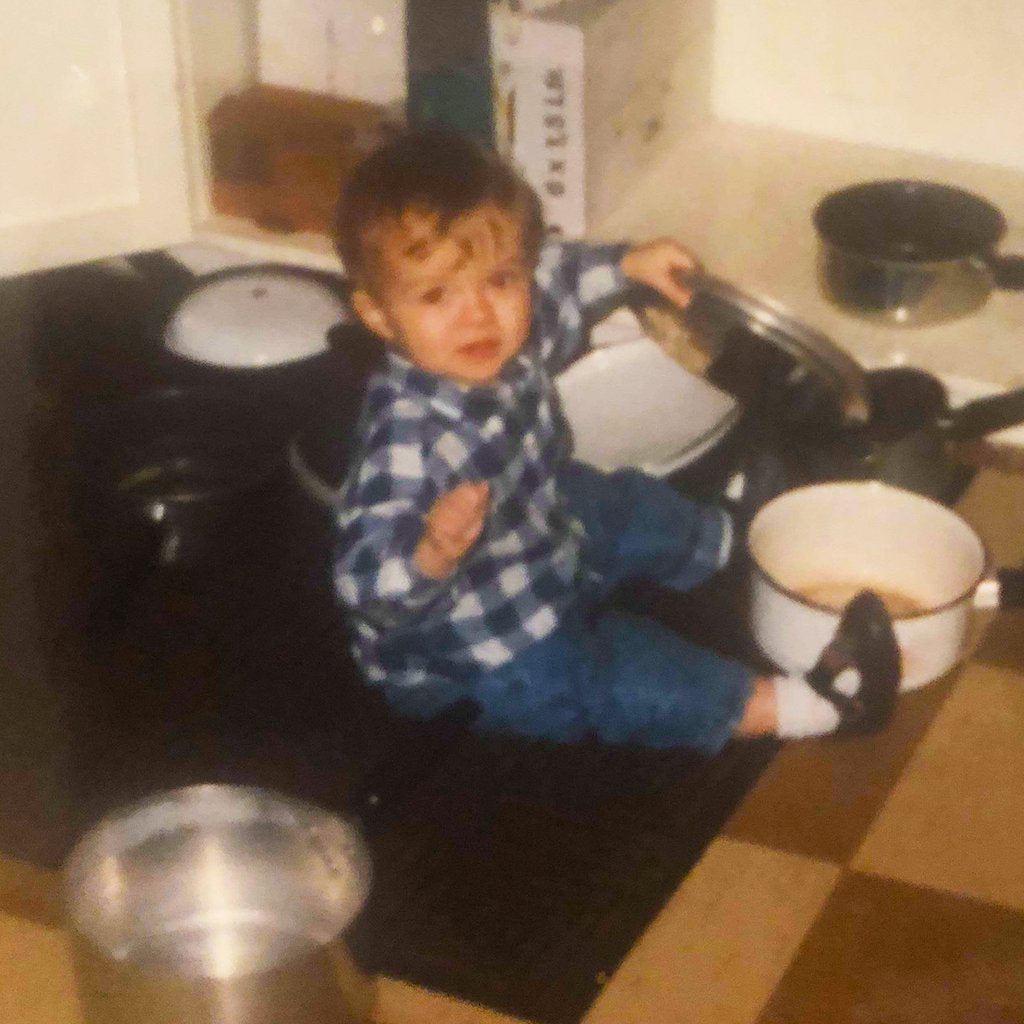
[591,119,1024,391]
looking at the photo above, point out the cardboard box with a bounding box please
[491,12,586,239]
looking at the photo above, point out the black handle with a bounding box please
[988,253,1024,290]
[943,385,1024,441]
[997,568,1024,610]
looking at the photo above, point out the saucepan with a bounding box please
[746,481,1024,691]
[813,180,1024,326]
[74,385,290,566]
[63,784,374,1024]
[159,261,356,439]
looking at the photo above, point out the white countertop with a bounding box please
[591,119,1024,391]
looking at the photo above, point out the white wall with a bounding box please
[182,0,258,123]
[580,0,715,226]
[712,0,1024,170]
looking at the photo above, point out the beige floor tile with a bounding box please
[853,659,1024,910]
[725,672,954,865]
[0,854,62,926]
[582,838,840,1024]
[955,469,1024,566]
[0,914,82,1024]
[374,978,535,1024]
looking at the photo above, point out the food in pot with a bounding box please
[795,582,929,619]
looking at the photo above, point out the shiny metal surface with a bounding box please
[64,784,373,1024]
[816,243,993,327]
[676,271,872,425]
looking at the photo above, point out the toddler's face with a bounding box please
[352,205,533,386]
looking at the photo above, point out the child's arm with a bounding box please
[534,237,700,373]
[620,237,701,309]
[335,422,488,628]
[534,240,629,372]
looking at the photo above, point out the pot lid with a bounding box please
[681,271,871,425]
[164,266,353,369]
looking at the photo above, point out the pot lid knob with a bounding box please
[165,266,353,369]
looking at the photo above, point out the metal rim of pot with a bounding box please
[813,179,1024,326]
[637,268,873,427]
[625,282,862,514]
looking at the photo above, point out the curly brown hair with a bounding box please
[335,127,544,290]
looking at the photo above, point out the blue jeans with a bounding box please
[388,463,754,754]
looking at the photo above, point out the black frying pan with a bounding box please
[793,366,1024,502]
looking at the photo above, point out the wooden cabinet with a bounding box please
[1,0,584,279]
[1,0,403,278]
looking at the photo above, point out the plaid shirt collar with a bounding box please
[383,344,539,424]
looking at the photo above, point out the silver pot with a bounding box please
[813,180,1024,326]
[63,784,374,1024]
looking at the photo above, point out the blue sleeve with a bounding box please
[334,413,480,630]
[533,240,631,374]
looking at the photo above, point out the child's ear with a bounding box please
[351,288,395,342]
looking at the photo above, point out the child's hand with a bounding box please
[620,238,702,309]
[415,481,490,580]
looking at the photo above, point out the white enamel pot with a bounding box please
[746,481,1024,691]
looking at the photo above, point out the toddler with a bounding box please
[332,128,900,754]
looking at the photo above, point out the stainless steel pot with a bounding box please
[813,180,1024,326]
[63,784,374,1024]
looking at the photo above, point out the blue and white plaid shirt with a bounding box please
[334,240,630,692]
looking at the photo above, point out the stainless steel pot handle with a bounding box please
[942,385,1024,441]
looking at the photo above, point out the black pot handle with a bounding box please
[988,253,1024,290]
[996,567,1024,609]
[943,385,1024,441]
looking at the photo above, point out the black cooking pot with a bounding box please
[814,180,1024,326]
[74,385,290,576]
[155,261,356,439]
